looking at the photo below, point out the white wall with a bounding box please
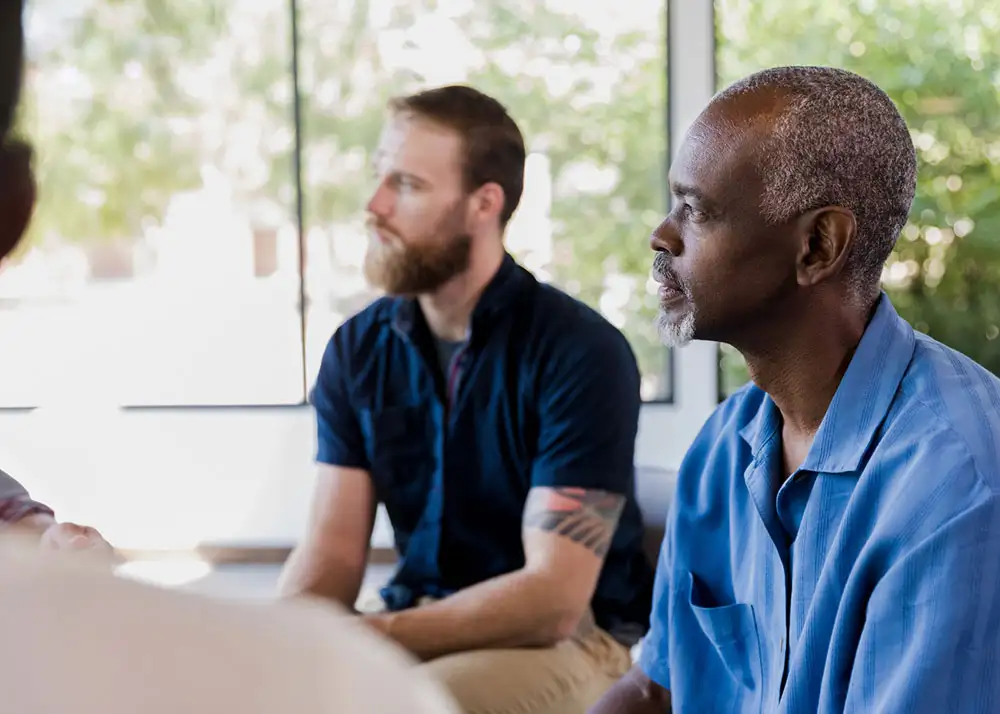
[0,0,717,552]
[0,340,718,550]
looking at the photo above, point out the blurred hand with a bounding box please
[361,612,395,638]
[39,522,113,556]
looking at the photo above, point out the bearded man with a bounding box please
[279,84,654,714]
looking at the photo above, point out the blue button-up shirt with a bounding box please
[640,294,1000,713]
[312,254,655,637]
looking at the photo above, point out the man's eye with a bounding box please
[384,174,415,191]
[682,204,707,222]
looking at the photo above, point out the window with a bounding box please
[716,0,1000,398]
[299,0,672,401]
[5,0,671,408]
[7,0,301,407]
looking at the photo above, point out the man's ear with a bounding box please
[469,181,506,227]
[794,206,857,287]
[0,141,36,261]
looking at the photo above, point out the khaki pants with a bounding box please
[419,626,632,714]
[362,594,632,714]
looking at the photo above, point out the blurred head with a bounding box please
[0,0,35,263]
[651,66,917,348]
[364,85,526,296]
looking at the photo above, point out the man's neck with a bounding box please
[739,292,876,439]
[418,242,505,342]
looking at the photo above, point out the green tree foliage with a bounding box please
[20,0,225,249]
[718,0,1000,395]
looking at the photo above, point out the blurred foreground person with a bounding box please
[0,8,458,714]
[0,540,460,713]
[0,2,112,556]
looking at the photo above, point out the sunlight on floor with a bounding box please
[115,559,214,589]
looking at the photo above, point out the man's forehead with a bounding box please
[374,114,463,178]
[671,120,751,199]
[670,100,775,202]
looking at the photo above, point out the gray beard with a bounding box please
[655,307,695,348]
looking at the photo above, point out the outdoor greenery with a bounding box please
[15,0,1000,403]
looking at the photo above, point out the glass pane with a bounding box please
[716,0,1000,399]
[3,0,303,407]
[300,0,671,401]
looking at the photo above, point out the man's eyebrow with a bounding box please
[371,164,432,188]
[670,181,708,202]
[392,170,431,186]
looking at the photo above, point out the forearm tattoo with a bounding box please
[523,487,626,558]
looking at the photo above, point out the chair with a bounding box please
[633,464,677,564]
[629,464,677,664]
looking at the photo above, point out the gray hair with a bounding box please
[714,66,917,293]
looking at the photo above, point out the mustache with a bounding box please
[366,217,400,239]
[652,252,682,288]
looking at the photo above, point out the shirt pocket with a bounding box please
[686,571,764,707]
[362,406,436,525]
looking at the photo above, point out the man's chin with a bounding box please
[361,258,398,294]
[655,311,696,348]
[363,264,445,297]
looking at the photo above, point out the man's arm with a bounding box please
[844,491,1000,713]
[0,467,54,530]
[366,324,642,660]
[278,464,377,609]
[281,329,376,609]
[588,667,672,714]
[588,547,675,714]
[0,468,115,555]
[365,485,625,659]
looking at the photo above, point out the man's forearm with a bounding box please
[0,498,55,538]
[367,568,579,661]
[278,549,365,610]
[587,666,672,714]
[10,511,56,537]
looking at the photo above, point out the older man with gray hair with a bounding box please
[591,65,1000,714]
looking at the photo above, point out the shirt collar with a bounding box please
[390,252,528,339]
[739,293,916,474]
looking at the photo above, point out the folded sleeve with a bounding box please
[529,324,641,495]
[310,331,369,470]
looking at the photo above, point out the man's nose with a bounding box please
[366,180,394,218]
[650,216,682,257]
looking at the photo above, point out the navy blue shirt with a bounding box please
[312,254,654,637]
